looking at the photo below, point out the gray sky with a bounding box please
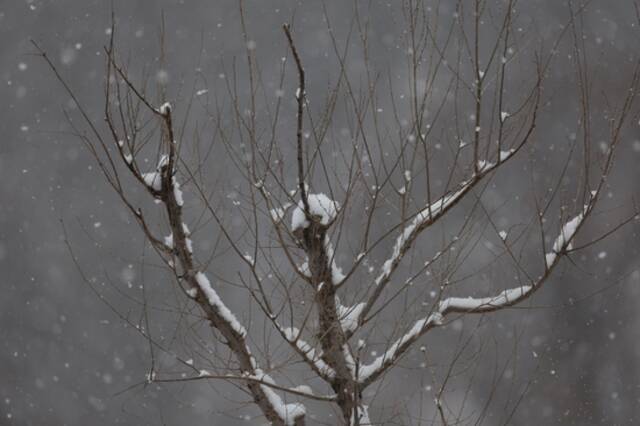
[1,1,640,425]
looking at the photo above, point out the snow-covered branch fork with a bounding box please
[37,2,640,425]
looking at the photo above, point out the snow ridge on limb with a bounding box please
[379,148,517,284]
[544,211,583,268]
[194,272,247,337]
[438,286,532,313]
[356,148,521,330]
[171,202,306,425]
[356,312,443,384]
[252,369,306,426]
[281,327,336,379]
[357,208,589,387]
[336,301,366,333]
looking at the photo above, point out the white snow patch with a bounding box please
[337,301,366,331]
[438,286,532,312]
[358,312,443,382]
[253,369,306,426]
[376,185,468,286]
[291,385,313,395]
[545,212,584,267]
[291,193,339,231]
[157,154,169,168]
[337,302,365,333]
[195,272,246,337]
[282,327,335,378]
[173,179,184,206]
[342,344,357,376]
[477,159,491,171]
[298,260,311,278]
[323,236,345,284]
[159,102,171,115]
[545,252,557,267]
[269,202,292,223]
[164,233,174,248]
[499,149,515,161]
[351,404,371,425]
[142,171,162,191]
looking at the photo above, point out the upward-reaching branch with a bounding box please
[283,24,310,216]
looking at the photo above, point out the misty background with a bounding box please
[1,1,640,425]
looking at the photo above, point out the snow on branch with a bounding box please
[173,179,184,206]
[158,101,172,115]
[291,193,339,231]
[356,150,520,333]
[357,312,443,383]
[376,183,468,284]
[323,235,346,285]
[142,155,168,193]
[376,149,517,288]
[146,144,307,425]
[142,171,162,191]
[194,272,247,337]
[270,201,293,223]
[336,301,365,333]
[357,209,588,386]
[183,231,307,425]
[438,285,532,313]
[251,369,306,426]
[544,211,584,268]
[350,404,371,426]
[282,327,336,379]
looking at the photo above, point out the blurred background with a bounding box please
[1,0,640,425]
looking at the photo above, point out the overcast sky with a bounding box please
[1,1,640,425]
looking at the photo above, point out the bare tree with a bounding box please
[35,1,640,425]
